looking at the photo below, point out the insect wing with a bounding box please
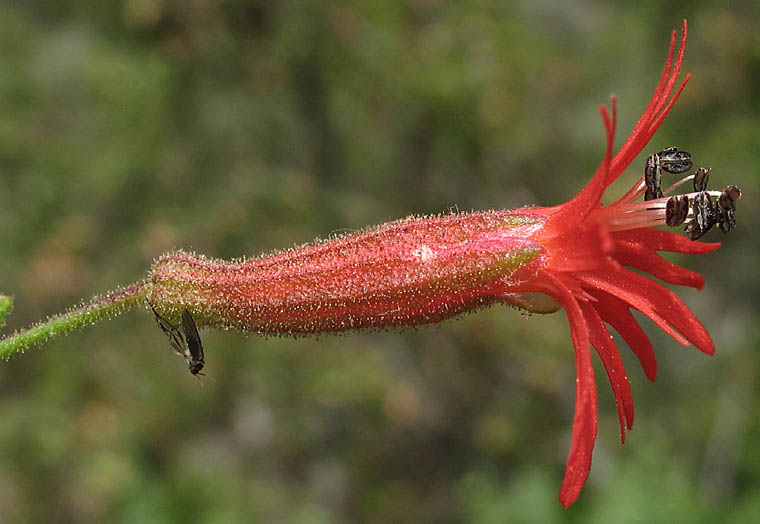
[150,305,186,357]
[181,308,205,375]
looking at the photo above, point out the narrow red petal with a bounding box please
[650,21,688,119]
[614,239,705,290]
[613,228,720,255]
[611,28,676,173]
[610,20,688,183]
[592,290,658,381]
[580,300,635,443]
[542,271,598,508]
[579,267,714,355]
[579,271,689,346]
[647,74,690,138]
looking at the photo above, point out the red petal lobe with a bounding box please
[592,291,658,381]
[613,229,720,255]
[579,268,714,355]
[543,271,598,508]
[614,239,705,290]
[580,300,635,442]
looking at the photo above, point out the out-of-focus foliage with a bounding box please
[1,1,758,522]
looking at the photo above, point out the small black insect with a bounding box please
[665,194,689,227]
[150,304,185,354]
[180,308,205,376]
[150,304,205,376]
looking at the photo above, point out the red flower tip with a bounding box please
[507,19,741,506]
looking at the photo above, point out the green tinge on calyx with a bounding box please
[0,282,149,360]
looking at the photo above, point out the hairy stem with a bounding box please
[0,281,150,359]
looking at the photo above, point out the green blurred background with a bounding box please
[1,1,758,522]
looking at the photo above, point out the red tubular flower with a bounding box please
[0,19,740,505]
[144,20,740,506]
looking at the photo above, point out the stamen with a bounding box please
[600,148,741,238]
[607,217,668,231]
[661,166,709,197]
[604,200,670,231]
[621,201,669,213]
[644,147,693,201]
[684,191,717,240]
[644,154,663,200]
[662,174,693,196]
[716,185,741,233]
[666,195,689,226]
[657,146,693,173]
[633,147,741,240]
[615,178,648,205]
[693,167,710,192]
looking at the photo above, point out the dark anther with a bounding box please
[716,185,742,233]
[644,154,663,201]
[644,147,694,201]
[692,167,711,192]
[694,191,716,231]
[666,195,690,227]
[657,146,693,173]
[683,220,699,240]
[721,185,742,203]
[685,191,717,240]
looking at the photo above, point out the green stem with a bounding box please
[0,281,150,360]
